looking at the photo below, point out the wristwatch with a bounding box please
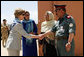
[68,42,71,45]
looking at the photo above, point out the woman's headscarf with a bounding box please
[41,11,57,41]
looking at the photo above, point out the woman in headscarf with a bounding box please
[22,11,38,56]
[39,11,57,56]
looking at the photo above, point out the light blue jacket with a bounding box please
[6,18,33,50]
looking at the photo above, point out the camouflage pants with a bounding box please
[2,35,8,47]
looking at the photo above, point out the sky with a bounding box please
[1,1,38,24]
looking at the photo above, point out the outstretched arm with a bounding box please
[39,30,54,40]
[14,23,41,39]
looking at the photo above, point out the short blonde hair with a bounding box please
[14,8,25,18]
[45,11,54,20]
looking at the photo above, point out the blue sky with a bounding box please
[1,1,38,24]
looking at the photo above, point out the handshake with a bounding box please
[34,34,45,40]
[31,31,52,40]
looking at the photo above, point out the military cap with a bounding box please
[54,5,66,12]
[54,5,66,9]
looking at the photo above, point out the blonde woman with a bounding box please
[6,8,41,56]
[40,11,57,56]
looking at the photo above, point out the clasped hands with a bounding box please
[36,34,45,40]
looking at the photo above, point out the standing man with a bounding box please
[40,5,76,56]
[1,19,10,47]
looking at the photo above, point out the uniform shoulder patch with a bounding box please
[67,15,71,19]
[69,23,73,27]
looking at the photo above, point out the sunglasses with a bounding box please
[21,13,25,16]
[55,8,61,12]
[25,14,30,16]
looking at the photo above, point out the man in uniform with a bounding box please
[40,5,76,56]
[1,19,10,47]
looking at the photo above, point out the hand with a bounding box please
[32,34,44,39]
[29,32,35,34]
[65,42,71,52]
[38,34,45,40]
[5,26,8,30]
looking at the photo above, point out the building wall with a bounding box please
[38,1,83,56]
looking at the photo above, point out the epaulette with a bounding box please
[66,15,71,19]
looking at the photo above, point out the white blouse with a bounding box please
[41,20,57,41]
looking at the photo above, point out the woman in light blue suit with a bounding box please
[6,8,41,56]
[22,11,38,56]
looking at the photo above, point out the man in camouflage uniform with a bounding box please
[1,19,10,47]
[40,5,76,56]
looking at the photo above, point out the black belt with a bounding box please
[55,36,68,40]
